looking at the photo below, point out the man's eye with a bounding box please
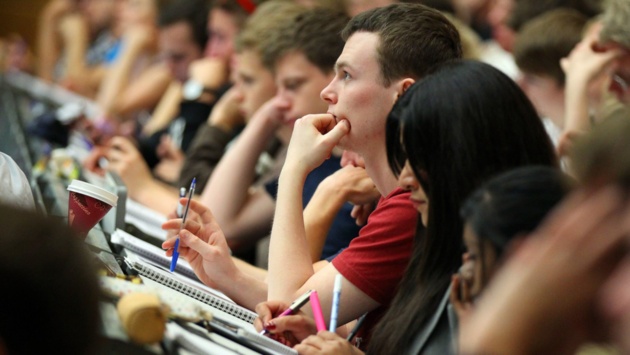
[343,71,351,80]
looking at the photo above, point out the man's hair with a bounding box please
[508,0,601,31]
[0,205,100,354]
[513,9,588,85]
[158,0,210,50]
[341,3,462,86]
[263,7,350,74]
[572,108,630,188]
[235,1,307,56]
[600,0,630,48]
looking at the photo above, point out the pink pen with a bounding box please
[260,289,314,335]
[310,290,327,332]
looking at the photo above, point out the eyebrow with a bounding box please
[334,61,350,73]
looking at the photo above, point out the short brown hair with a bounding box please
[572,108,630,188]
[341,3,462,86]
[514,9,588,85]
[600,0,630,48]
[263,7,349,74]
[508,0,601,31]
[235,1,306,55]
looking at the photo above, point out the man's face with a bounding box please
[159,21,203,82]
[205,8,239,62]
[274,51,333,127]
[320,32,401,155]
[233,50,277,119]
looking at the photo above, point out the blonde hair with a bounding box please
[600,0,630,47]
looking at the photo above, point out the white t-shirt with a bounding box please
[0,152,35,211]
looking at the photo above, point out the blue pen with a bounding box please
[170,178,196,272]
[329,274,342,331]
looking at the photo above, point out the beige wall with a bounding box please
[0,0,49,48]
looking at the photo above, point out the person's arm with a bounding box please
[177,86,243,190]
[104,136,182,214]
[200,98,282,241]
[37,0,74,81]
[267,114,377,326]
[142,58,228,136]
[161,199,269,309]
[559,28,622,158]
[303,165,378,262]
[58,14,88,82]
[96,25,158,121]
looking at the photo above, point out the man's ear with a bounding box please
[394,78,415,101]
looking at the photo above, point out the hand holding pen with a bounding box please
[170,178,196,272]
[258,290,314,335]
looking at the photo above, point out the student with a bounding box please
[289,60,558,354]
[451,166,570,323]
[164,4,462,348]
[199,7,361,256]
[0,204,100,354]
[513,9,588,147]
[459,110,630,355]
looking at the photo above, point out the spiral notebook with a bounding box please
[111,229,198,281]
[128,255,258,325]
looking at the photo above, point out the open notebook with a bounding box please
[126,253,257,326]
[111,229,197,280]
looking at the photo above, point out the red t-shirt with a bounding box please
[332,187,417,347]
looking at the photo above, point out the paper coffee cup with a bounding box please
[67,179,118,238]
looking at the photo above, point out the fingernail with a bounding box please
[265,322,276,330]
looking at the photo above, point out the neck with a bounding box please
[363,146,399,197]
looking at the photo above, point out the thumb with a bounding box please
[324,120,350,144]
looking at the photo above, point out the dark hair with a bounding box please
[508,0,601,31]
[158,0,210,50]
[461,166,571,254]
[513,9,588,85]
[0,205,100,354]
[341,3,462,85]
[212,0,270,30]
[372,60,558,353]
[274,7,349,74]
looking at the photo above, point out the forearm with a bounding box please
[96,40,146,118]
[233,257,268,282]
[304,182,347,262]
[37,16,60,81]
[132,178,180,215]
[141,79,182,136]
[201,117,276,226]
[268,166,314,301]
[61,22,88,80]
[563,77,591,134]
[219,264,268,310]
[178,124,235,190]
[118,65,173,120]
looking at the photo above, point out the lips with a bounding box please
[410,199,427,210]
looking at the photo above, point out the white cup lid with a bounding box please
[67,180,118,207]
